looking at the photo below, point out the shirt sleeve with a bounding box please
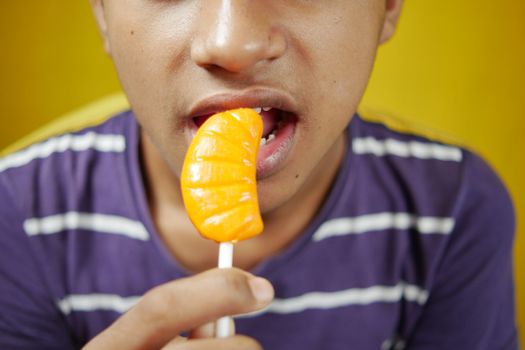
[0,173,76,349]
[405,151,519,350]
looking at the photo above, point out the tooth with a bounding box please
[268,134,276,142]
[253,107,262,114]
[260,138,267,146]
[262,107,272,112]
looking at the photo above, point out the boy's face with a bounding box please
[91,0,401,214]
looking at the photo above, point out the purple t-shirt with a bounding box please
[0,111,518,349]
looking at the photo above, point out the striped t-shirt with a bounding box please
[0,111,518,349]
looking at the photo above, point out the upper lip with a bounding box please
[188,88,299,119]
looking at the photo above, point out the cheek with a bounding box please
[105,5,194,96]
[106,30,189,175]
[315,25,379,90]
[108,29,169,92]
[307,19,380,130]
[308,5,380,80]
[105,11,192,139]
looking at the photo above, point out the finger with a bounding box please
[161,335,263,350]
[84,268,273,350]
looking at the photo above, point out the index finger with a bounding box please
[83,268,273,350]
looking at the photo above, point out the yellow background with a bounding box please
[1,0,523,345]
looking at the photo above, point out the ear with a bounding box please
[90,0,112,55]
[379,0,404,44]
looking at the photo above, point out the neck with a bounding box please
[140,131,347,273]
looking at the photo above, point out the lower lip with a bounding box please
[256,115,296,179]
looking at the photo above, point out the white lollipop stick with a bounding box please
[216,242,234,338]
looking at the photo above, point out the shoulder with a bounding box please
[352,111,498,208]
[352,111,465,166]
[0,96,134,217]
[1,93,130,157]
[351,110,514,238]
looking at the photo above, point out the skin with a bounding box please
[87,0,403,348]
[83,268,274,349]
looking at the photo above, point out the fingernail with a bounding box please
[248,277,274,304]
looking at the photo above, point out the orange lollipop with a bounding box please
[180,108,264,337]
[181,108,264,243]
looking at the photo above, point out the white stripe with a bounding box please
[57,294,141,315]
[24,212,149,241]
[353,137,462,162]
[0,132,126,172]
[312,212,455,242]
[56,283,427,317]
[239,282,428,317]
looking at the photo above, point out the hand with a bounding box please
[83,268,274,350]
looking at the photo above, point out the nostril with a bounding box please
[190,39,213,68]
[266,29,287,60]
[191,38,286,73]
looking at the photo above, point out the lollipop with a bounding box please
[180,108,264,337]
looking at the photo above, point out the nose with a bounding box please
[191,0,287,73]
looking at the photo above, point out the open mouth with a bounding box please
[192,107,295,147]
[191,107,298,178]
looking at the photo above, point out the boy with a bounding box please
[0,0,518,349]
